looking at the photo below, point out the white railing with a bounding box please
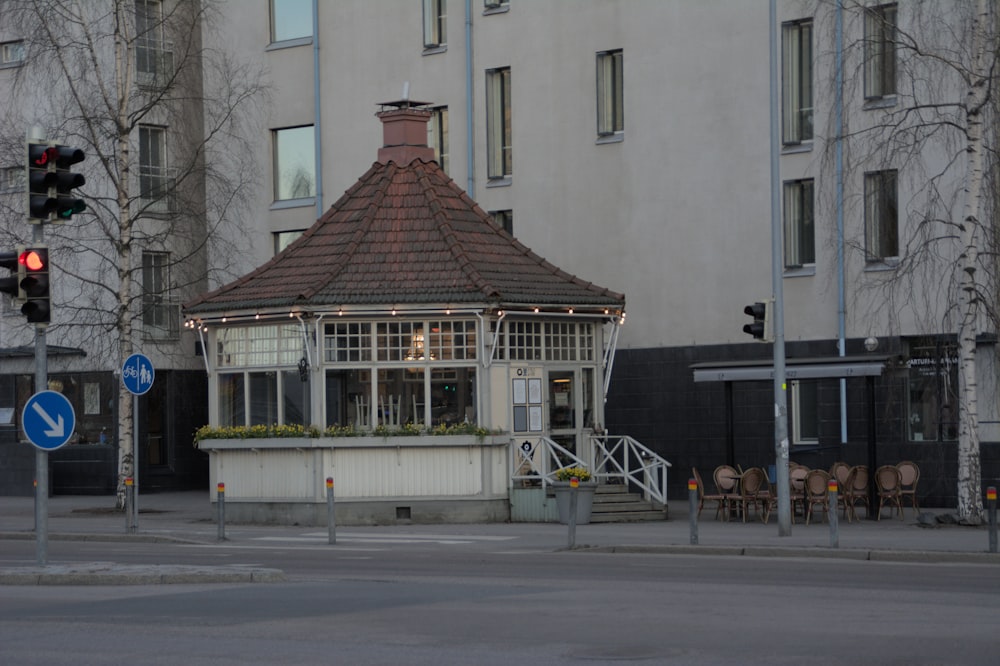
[509,436,587,491]
[590,435,671,506]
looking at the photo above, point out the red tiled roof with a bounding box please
[184,158,624,315]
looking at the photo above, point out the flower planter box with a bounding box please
[552,480,597,525]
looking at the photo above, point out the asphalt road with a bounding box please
[1,536,998,665]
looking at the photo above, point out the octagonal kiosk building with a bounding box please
[184,101,641,525]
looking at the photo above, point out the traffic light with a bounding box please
[27,140,86,223]
[19,247,50,324]
[743,300,771,341]
[0,249,22,301]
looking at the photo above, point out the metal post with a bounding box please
[828,478,839,549]
[31,129,49,567]
[688,478,699,545]
[567,476,579,549]
[326,477,336,545]
[988,486,997,554]
[132,393,139,532]
[217,482,226,541]
[124,477,134,533]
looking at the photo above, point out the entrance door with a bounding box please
[548,369,579,466]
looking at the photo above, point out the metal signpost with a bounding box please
[121,352,154,532]
[23,389,75,564]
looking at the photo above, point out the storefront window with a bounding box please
[907,342,958,441]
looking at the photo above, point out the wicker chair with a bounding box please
[789,464,809,522]
[692,467,727,520]
[829,461,851,489]
[804,469,831,525]
[875,464,903,520]
[713,464,742,521]
[841,465,870,522]
[896,460,920,517]
[739,467,770,523]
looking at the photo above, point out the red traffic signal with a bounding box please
[19,247,50,324]
[27,141,86,223]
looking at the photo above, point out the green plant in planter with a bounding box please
[555,466,592,482]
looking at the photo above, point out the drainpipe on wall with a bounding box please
[465,0,475,197]
[313,0,324,218]
[835,1,847,443]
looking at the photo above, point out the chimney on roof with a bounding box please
[376,98,436,165]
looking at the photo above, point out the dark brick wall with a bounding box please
[605,341,1000,508]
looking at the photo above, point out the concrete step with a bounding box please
[590,484,667,522]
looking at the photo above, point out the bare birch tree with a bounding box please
[0,0,266,507]
[827,0,997,523]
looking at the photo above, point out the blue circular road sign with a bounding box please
[23,390,76,451]
[122,353,155,395]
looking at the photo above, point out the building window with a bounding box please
[781,20,812,144]
[428,106,449,174]
[270,0,313,43]
[0,167,23,193]
[490,209,512,235]
[783,179,814,268]
[864,4,897,99]
[423,0,446,49]
[135,0,173,88]
[906,340,958,442]
[138,125,174,211]
[596,49,624,137]
[273,126,316,201]
[141,251,178,339]
[790,380,818,445]
[274,230,305,255]
[486,67,512,179]
[0,40,25,66]
[864,169,898,261]
[484,0,508,10]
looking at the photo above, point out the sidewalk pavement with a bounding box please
[1,491,997,585]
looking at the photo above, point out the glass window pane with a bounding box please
[219,373,245,427]
[431,367,475,426]
[274,126,316,200]
[249,371,278,426]
[282,369,308,426]
[272,0,313,42]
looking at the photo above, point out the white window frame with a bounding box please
[781,20,812,144]
[422,0,447,49]
[138,125,175,212]
[791,380,819,446]
[141,251,179,339]
[428,106,449,174]
[273,125,316,202]
[0,40,25,66]
[270,0,313,44]
[486,67,512,179]
[596,49,624,137]
[783,178,814,268]
[864,169,898,262]
[864,4,897,100]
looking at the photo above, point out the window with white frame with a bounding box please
[506,321,594,362]
[781,20,812,144]
[273,230,305,255]
[486,67,512,179]
[864,169,898,261]
[484,0,508,10]
[0,40,25,66]
[142,251,178,339]
[864,4,896,99]
[273,126,315,201]
[596,49,623,137]
[217,324,303,368]
[270,0,313,43]
[790,380,818,445]
[139,125,174,211]
[428,106,449,174]
[136,0,173,87]
[783,178,814,268]
[423,0,446,49]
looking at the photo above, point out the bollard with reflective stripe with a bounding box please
[988,486,997,554]
[688,478,699,545]
[217,482,226,541]
[327,477,337,545]
[827,479,839,549]
[125,477,136,534]
[567,476,579,550]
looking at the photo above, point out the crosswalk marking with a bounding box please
[251,532,517,546]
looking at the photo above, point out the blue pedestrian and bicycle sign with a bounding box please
[122,353,155,395]
[23,390,76,451]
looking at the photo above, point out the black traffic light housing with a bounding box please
[19,247,50,324]
[743,300,771,341]
[0,250,22,301]
[27,141,86,223]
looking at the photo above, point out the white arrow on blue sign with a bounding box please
[23,390,76,451]
[122,353,155,395]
